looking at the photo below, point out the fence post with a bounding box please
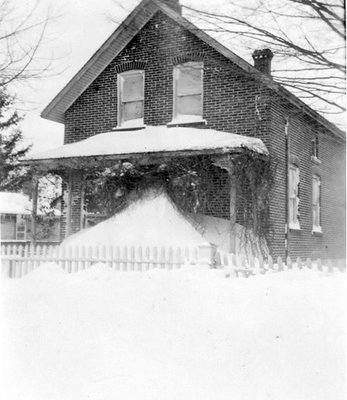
[297,257,302,269]
[2,245,11,278]
[197,243,216,268]
[327,259,333,273]
[286,256,292,270]
[268,255,273,271]
[259,254,264,274]
[317,258,322,271]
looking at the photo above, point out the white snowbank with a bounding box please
[63,190,207,248]
[1,266,345,400]
[191,213,268,256]
[27,125,268,161]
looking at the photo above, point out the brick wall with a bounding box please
[64,11,269,144]
[269,95,345,259]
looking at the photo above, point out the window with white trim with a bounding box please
[312,174,321,233]
[288,164,300,230]
[117,70,144,128]
[312,137,319,158]
[173,61,203,123]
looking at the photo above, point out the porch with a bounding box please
[24,125,268,253]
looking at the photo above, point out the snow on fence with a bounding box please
[1,243,345,279]
[0,243,204,278]
[219,252,346,278]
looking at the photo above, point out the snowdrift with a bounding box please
[63,190,207,248]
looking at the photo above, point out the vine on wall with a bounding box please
[79,151,275,248]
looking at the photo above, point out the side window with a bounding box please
[117,70,144,128]
[173,61,203,123]
[312,175,322,233]
[288,164,300,230]
[311,137,319,159]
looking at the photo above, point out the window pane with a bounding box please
[312,176,321,229]
[122,100,144,122]
[176,94,202,116]
[289,165,300,227]
[289,199,294,222]
[17,232,25,240]
[122,74,143,102]
[313,205,320,227]
[177,64,202,95]
[312,181,318,204]
[1,219,16,239]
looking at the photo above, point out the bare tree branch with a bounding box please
[183,0,346,117]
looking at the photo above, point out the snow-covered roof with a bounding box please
[0,192,33,215]
[26,126,268,162]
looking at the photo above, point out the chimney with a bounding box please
[252,48,273,75]
[162,0,182,14]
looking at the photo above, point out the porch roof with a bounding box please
[26,126,268,167]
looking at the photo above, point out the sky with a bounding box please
[6,0,345,154]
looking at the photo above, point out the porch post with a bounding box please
[30,174,39,245]
[65,172,72,238]
[229,172,236,254]
[63,170,85,238]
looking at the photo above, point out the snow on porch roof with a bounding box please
[27,126,268,163]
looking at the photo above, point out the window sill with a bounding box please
[112,125,146,132]
[167,118,207,127]
[289,223,301,232]
[312,227,323,236]
[311,156,321,165]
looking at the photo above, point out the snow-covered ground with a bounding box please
[1,265,345,400]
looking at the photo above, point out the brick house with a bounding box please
[26,0,345,259]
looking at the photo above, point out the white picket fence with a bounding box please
[219,252,346,278]
[1,243,207,278]
[1,243,345,279]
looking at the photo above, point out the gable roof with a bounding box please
[41,0,344,140]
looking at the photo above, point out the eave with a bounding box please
[24,147,268,173]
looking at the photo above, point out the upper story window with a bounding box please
[312,137,319,158]
[311,136,321,164]
[117,70,144,128]
[173,61,203,124]
[288,164,300,230]
[311,137,319,160]
[312,174,322,233]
